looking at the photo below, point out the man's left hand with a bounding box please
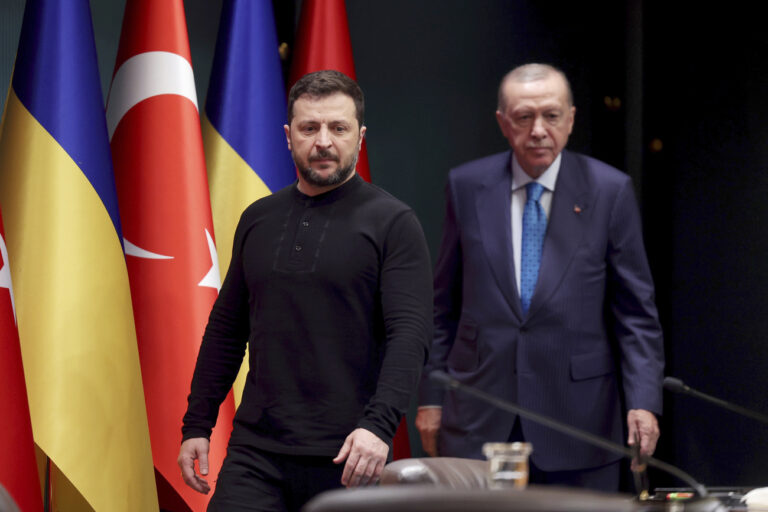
[333,428,389,487]
[627,409,660,457]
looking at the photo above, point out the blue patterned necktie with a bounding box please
[521,182,546,315]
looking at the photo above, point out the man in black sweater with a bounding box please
[178,70,433,511]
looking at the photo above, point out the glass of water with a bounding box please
[482,442,533,490]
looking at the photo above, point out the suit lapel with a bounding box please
[528,150,594,318]
[475,153,524,322]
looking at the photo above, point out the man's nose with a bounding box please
[530,116,547,138]
[315,125,332,147]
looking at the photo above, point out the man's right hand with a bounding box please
[415,407,442,457]
[178,437,211,494]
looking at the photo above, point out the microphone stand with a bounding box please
[430,370,715,503]
[664,377,768,425]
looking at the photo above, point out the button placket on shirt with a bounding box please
[292,210,312,256]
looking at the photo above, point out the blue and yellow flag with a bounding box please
[204,0,295,277]
[0,1,158,510]
[203,0,296,404]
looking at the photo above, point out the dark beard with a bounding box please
[295,149,358,188]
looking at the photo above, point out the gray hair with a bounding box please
[497,63,573,110]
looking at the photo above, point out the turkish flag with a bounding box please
[0,208,43,512]
[107,1,235,509]
[289,0,372,183]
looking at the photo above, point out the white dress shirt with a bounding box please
[511,153,562,295]
[419,153,564,413]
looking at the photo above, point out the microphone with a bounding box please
[430,370,715,501]
[662,376,689,394]
[664,376,768,425]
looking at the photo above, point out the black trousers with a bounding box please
[508,417,621,492]
[208,443,344,512]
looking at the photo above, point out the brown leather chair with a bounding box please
[303,457,728,512]
[303,457,651,512]
[302,485,641,512]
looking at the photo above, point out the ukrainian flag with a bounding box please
[204,0,295,277]
[0,1,157,510]
[203,0,295,404]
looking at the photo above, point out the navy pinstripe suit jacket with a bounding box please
[419,149,664,471]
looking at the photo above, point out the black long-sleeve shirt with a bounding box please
[182,175,433,456]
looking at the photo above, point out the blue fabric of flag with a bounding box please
[12,0,122,238]
[205,0,294,192]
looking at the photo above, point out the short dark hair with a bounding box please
[287,70,364,128]
[497,63,573,110]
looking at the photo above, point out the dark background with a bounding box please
[2,0,767,490]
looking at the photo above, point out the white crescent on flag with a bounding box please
[106,3,234,508]
[107,51,198,140]
[124,238,173,259]
[123,230,219,292]
[111,50,219,291]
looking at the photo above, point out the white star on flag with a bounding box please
[0,232,16,323]
[198,229,221,292]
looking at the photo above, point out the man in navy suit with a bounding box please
[416,63,664,491]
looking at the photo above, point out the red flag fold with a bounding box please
[289,0,372,183]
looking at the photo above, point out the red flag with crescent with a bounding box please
[107,1,235,509]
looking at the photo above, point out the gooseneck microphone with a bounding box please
[430,370,714,501]
[664,376,768,425]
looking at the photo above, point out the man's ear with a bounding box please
[284,124,291,150]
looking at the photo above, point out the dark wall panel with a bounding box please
[644,3,768,486]
[346,1,629,257]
